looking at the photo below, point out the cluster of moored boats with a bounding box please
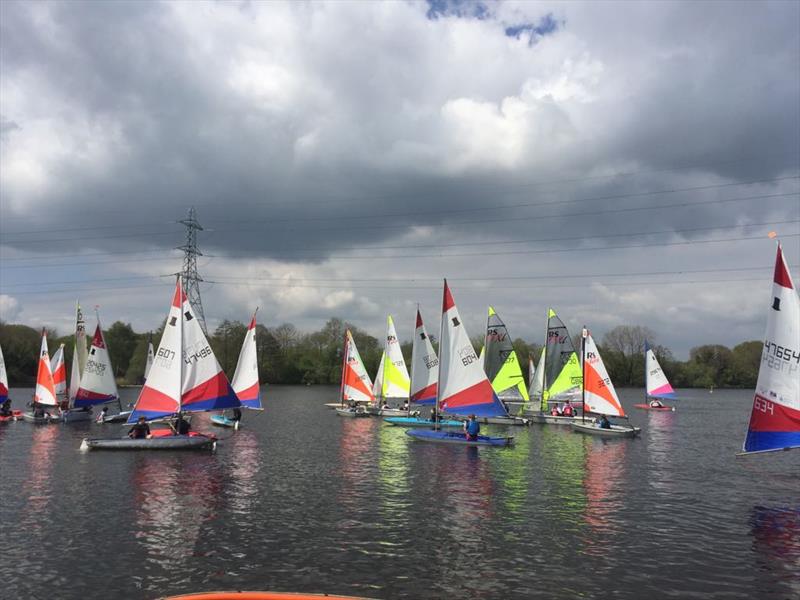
[1,244,798,455]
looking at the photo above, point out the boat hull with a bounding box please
[405,429,514,447]
[383,417,463,428]
[80,434,216,451]
[21,412,59,424]
[0,410,23,422]
[335,407,369,418]
[161,592,376,600]
[379,407,415,417]
[60,409,93,422]
[633,404,675,411]
[525,412,578,425]
[443,414,529,426]
[103,410,132,423]
[210,415,238,428]
[571,421,641,438]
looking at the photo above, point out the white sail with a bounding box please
[645,342,675,398]
[74,321,120,407]
[582,331,625,417]
[75,302,88,378]
[342,330,375,404]
[372,352,385,399]
[381,315,410,400]
[0,344,9,402]
[145,341,154,380]
[409,308,438,404]
[528,347,545,401]
[50,344,67,397]
[231,313,262,410]
[68,342,81,402]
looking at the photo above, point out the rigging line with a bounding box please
[1,174,797,237]
[3,217,798,267]
[0,229,181,246]
[0,256,187,270]
[1,274,171,288]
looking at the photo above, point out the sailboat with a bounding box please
[81,277,240,450]
[634,341,677,411]
[524,308,583,424]
[0,343,22,422]
[336,329,374,417]
[739,242,800,455]
[371,315,412,416]
[51,344,67,402]
[571,328,640,438]
[22,330,59,423]
[406,280,515,446]
[212,311,263,428]
[528,348,545,404]
[483,306,529,411]
[72,316,121,421]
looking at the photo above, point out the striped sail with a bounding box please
[74,322,120,407]
[645,341,675,399]
[50,344,67,397]
[742,243,800,454]
[341,329,375,404]
[528,347,545,401]
[35,331,58,406]
[542,308,582,411]
[438,281,507,417]
[0,344,8,403]
[409,308,438,404]
[231,312,262,410]
[129,279,240,422]
[583,331,625,417]
[68,342,81,402]
[483,306,529,402]
[381,315,411,400]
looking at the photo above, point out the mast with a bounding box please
[178,275,184,417]
[434,281,446,430]
[644,341,648,405]
[581,326,587,423]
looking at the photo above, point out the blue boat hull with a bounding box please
[405,429,514,447]
[210,414,237,428]
[384,417,463,428]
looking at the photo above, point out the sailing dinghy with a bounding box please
[571,329,640,438]
[81,278,239,450]
[483,306,529,410]
[369,316,412,416]
[71,317,120,422]
[22,330,59,423]
[524,309,583,425]
[739,242,800,455]
[336,329,375,417]
[212,311,263,428]
[0,343,22,421]
[406,280,515,446]
[634,342,676,411]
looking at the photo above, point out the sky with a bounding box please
[0,0,798,359]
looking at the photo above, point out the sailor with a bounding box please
[598,415,612,429]
[33,402,46,418]
[231,407,242,422]
[95,406,109,423]
[175,414,190,435]
[402,399,410,411]
[464,414,480,440]
[128,416,151,439]
[0,399,12,417]
[429,407,438,422]
[649,399,663,408]
[562,401,574,417]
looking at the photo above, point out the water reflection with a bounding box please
[337,418,376,516]
[225,430,261,515]
[21,425,58,528]
[539,426,587,522]
[750,505,800,598]
[646,411,676,492]
[582,438,628,555]
[490,426,531,519]
[377,423,410,515]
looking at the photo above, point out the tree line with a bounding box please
[0,319,763,390]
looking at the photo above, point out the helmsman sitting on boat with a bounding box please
[649,399,664,408]
[463,414,480,440]
[128,416,151,439]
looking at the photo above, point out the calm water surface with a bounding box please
[1,386,798,599]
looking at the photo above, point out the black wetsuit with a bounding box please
[175,418,190,435]
[128,422,151,439]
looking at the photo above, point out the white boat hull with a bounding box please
[525,412,579,425]
[60,409,93,422]
[571,421,640,438]
[336,407,369,418]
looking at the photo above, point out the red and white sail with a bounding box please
[341,329,375,404]
[50,344,67,397]
[742,243,800,453]
[35,330,58,406]
[409,308,438,404]
[438,280,507,417]
[231,312,262,410]
[582,331,625,417]
[74,321,120,407]
[129,279,241,422]
[0,344,9,403]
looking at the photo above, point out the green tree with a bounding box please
[104,322,138,378]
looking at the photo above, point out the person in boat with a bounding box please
[0,399,13,417]
[464,414,480,441]
[95,406,109,423]
[33,402,46,418]
[562,401,574,417]
[402,399,410,411]
[231,407,242,422]
[429,407,438,422]
[649,399,664,408]
[128,416,151,439]
[598,414,611,429]
[175,414,191,435]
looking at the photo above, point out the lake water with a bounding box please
[0,386,798,600]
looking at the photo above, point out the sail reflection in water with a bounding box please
[130,454,222,582]
[337,418,376,518]
[377,423,411,521]
[225,429,262,515]
[582,438,628,555]
[21,425,58,529]
[750,505,800,598]
[646,410,677,492]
